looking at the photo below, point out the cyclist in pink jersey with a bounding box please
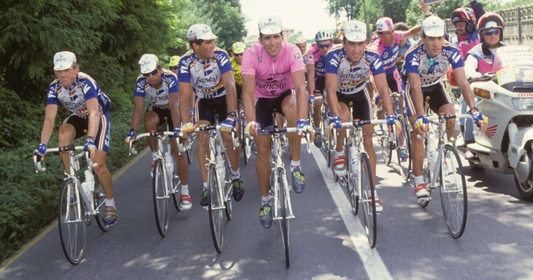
[241,15,313,229]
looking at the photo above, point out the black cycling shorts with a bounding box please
[314,79,325,95]
[63,112,111,152]
[195,95,228,124]
[405,82,452,117]
[147,106,174,129]
[255,89,294,128]
[336,87,373,121]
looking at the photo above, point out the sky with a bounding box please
[240,0,346,40]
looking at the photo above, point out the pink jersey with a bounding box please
[241,41,305,98]
[306,45,320,64]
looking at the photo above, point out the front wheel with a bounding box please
[360,153,377,248]
[153,159,170,237]
[439,144,468,238]
[277,168,290,268]
[208,164,225,253]
[171,170,182,212]
[58,179,86,265]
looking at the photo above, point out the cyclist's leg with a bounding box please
[331,92,351,177]
[216,97,243,192]
[255,97,275,227]
[405,84,425,178]
[166,110,188,187]
[281,91,300,162]
[431,82,455,142]
[313,80,325,128]
[58,116,80,172]
[196,98,214,204]
[144,108,161,152]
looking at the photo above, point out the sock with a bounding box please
[230,168,240,180]
[314,126,320,132]
[105,198,115,208]
[203,182,208,191]
[290,160,300,173]
[414,176,424,187]
[261,195,271,206]
[181,184,189,195]
[152,153,158,161]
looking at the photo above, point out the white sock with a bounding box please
[414,176,424,187]
[230,168,240,180]
[181,184,189,195]
[105,198,115,208]
[290,160,300,173]
[152,153,158,161]
[203,182,208,191]
[262,195,271,206]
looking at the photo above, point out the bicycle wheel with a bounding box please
[347,146,359,216]
[224,159,233,220]
[360,153,377,248]
[396,117,412,181]
[277,168,290,268]
[186,136,195,165]
[58,179,86,265]
[439,144,468,238]
[153,159,170,237]
[171,168,182,212]
[208,164,225,253]
[378,132,391,166]
[94,188,110,232]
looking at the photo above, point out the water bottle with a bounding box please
[350,147,358,178]
[216,153,226,184]
[81,169,95,208]
[164,151,174,178]
[427,131,438,173]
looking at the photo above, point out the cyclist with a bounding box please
[241,15,313,228]
[125,54,191,209]
[307,30,334,148]
[402,16,486,202]
[177,24,244,206]
[326,20,397,213]
[394,22,416,70]
[295,36,308,65]
[34,51,117,225]
[169,55,180,75]
[231,42,246,102]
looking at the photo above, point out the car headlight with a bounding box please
[512,98,533,111]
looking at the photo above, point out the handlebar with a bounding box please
[176,125,240,152]
[330,119,387,148]
[33,145,96,173]
[129,131,174,156]
[257,126,312,154]
[415,114,472,140]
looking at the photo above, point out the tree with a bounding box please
[326,0,363,21]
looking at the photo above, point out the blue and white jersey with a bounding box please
[178,48,233,99]
[402,41,464,87]
[325,46,385,94]
[46,72,111,118]
[134,70,178,108]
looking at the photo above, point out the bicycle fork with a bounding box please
[272,166,295,221]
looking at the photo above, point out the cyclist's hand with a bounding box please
[414,115,429,138]
[386,115,402,136]
[33,142,47,161]
[221,117,236,133]
[246,120,260,136]
[173,127,185,139]
[181,122,194,134]
[330,115,342,130]
[84,138,97,158]
[308,95,315,105]
[297,118,314,139]
[125,129,137,144]
[471,110,488,134]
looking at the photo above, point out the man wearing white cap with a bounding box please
[241,15,312,229]
[402,15,485,202]
[125,54,191,209]
[325,20,396,213]
[178,24,244,207]
[34,51,117,225]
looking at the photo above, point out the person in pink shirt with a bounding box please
[241,15,312,229]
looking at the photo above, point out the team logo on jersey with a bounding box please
[258,56,262,63]
[294,53,301,60]
[383,52,389,59]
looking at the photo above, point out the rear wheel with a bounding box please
[58,179,86,265]
[277,168,290,268]
[208,164,225,253]
[439,144,468,238]
[153,159,169,237]
[361,153,377,248]
[224,159,233,220]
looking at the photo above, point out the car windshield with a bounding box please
[492,46,533,91]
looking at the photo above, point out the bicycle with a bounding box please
[258,114,311,268]
[240,109,255,165]
[331,118,387,248]
[33,145,110,265]
[178,123,239,253]
[416,113,468,238]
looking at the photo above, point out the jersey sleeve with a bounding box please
[177,57,191,83]
[134,77,146,98]
[404,50,420,75]
[216,51,233,74]
[240,48,256,76]
[288,45,305,73]
[307,46,318,65]
[447,46,465,70]
[366,50,385,75]
[325,51,340,74]
[168,74,179,93]
[81,78,98,100]
[46,83,59,105]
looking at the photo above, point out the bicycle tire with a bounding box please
[58,179,86,265]
[439,144,468,238]
[360,153,377,248]
[243,136,250,165]
[95,189,110,232]
[347,145,359,216]
[396,117,412,181]
[171,168,182,212]
[224,159,233,220]
[278,168,290,268]
[208,164,225,253]
[153,159,169,237]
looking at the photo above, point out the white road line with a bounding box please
[310,145,393,280]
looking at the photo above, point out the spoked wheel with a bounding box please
[95,189,110,232]
[171,169,182,212]
[208,164,225,253]
[396,118,412,181]
[224,160,233,220]
[347,147,359,215]
[360,153,377,248]
[153,159,170,237]
[277,169,290,268]
[58,179,86,265]
[186,135,195,165]
[243,136,251,165]
[378,133,391,166]
[439,144,467,238]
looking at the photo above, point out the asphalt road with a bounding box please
[1,136,532,280]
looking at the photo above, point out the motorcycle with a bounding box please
[465,45,533,201]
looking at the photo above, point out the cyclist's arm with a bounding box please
[402,25,422,39]
[307,64,315,94]
[454,67,476,109]
[169,92,181,130]
[179,81,192,124]
[221,71,238,113]
[130,96,145,131]
[40,104,58,145]
[407,73,425,116]
[242,74,256,123]
[293,69,308,120]
[325,73,340,116]
[86,98,99,138]
[373,73,394,115]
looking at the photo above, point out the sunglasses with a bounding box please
[428,57,436,74]
[143,69,158,77]
[234,53,243,57]
[484,29,500,36]
[170,66,178,70]
[318,43,332,49]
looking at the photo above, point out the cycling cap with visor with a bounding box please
[295,36,306,44]
[343,20,367,42]
[376,17,394,33]
[187,24,218,41]
[258,15,282,35]
[422,15,445,37]
[232,42,246,54]
[139,54,159,74]
[53,51,77,71]
[169,55,180,67]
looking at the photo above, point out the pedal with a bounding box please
[417,196,431,206]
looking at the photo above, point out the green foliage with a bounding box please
[326,0,363,21]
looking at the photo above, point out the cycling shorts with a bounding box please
[336,87,373,121]
[314,79,325,95]
[147,106,175,130]
[236,84,242,101]
[255,89,294,128]
[404,81,452,117]
[63,112,111,152]
[195,96,228,124]
[386,70,402,94]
